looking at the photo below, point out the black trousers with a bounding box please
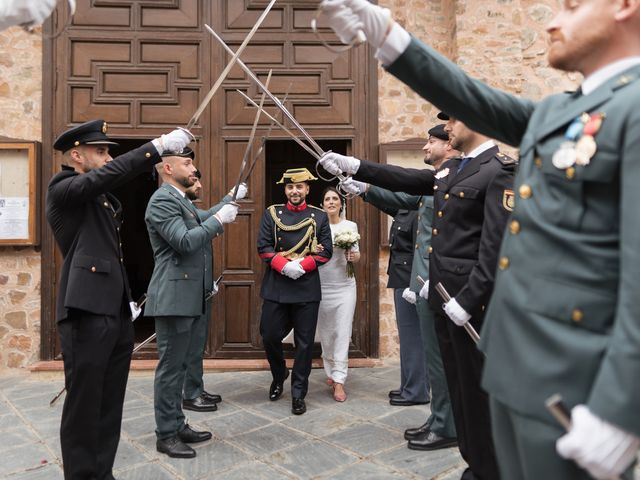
[260,300,319,399]
[434,312,499,480]
[58,306,133,480]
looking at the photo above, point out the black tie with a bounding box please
[457,157,472,173]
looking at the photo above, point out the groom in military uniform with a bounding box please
[322,1,640,479]
[257,168,332,415]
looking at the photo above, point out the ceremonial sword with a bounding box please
[231,70,273,202]
[416,275,481,346]
[183,0,278,131]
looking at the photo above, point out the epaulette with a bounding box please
[495,152,518,166]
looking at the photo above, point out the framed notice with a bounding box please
[378,138,428,247]
[0,140,40,245]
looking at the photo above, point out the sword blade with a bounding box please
[205,24,325,157]
[186,0,278,130]
[235,90,321,160]
[232,70,273,202]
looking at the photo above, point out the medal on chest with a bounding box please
[552,112,605,170]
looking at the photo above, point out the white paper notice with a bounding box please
[0,197,29,239]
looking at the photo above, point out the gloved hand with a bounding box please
[320,0,392,49]
[129,301,142,321]
[319,152,361,176]
[402,287,416,305]
[557,405,640,480]
[153,128,194,154]
[282,260,306,280]
[318,0,365,45]
[340,178,368,195]
[418,279,429,300]
[214,203,238,224]
[443,297,472,326]
[229,182,248,200]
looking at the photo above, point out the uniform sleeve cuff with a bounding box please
[299,255,317,273]
[270,254,288,274]
[375,23,411,66]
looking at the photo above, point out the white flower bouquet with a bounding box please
[333,229,360,278]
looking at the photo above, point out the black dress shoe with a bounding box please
[404,421,430,440]
[408,431,457,451]
[183,395,218,412]
[389,397,430,406]
[201,390,222,403]
[388,389,402,398]
[291,397,306,415]
[178,424,212,443]
[269,369,289,401]
[156,436,196,458]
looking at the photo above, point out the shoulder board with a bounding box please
[613,72,640,91]
[495,152,518,166]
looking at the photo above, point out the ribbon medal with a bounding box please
[552,113,589,170]
[575,113,604,166]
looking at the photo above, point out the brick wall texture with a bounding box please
[0,2,579,368]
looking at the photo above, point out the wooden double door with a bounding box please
[41,0,379,360]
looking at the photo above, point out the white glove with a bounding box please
[557,405,640,480]
[318,0,365,45]
[1,0,57,30]
[319,152,361,176]
[443,297,471,326]
[213,203,238,224]
[229,183,248,200]
[154,128,194,154]
[340,178,367,195]
[282,260,306,280]
[345,0,393,49]
[402,287,416,305]
[418,279,429,300]
[129,301,142,321]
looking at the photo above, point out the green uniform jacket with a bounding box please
[364,186,433,293]
[144,183,229,317]
[387,36,640,434]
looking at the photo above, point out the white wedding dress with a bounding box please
[317,219,359,384]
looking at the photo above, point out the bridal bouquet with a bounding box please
[333,230,360,278]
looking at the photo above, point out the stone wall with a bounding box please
[0,26,43,371]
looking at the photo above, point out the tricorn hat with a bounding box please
[276,167,318,184]
[53,119,119,152]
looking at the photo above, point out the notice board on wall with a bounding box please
[0,140,40,245]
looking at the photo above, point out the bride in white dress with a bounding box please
[317,187,360,402]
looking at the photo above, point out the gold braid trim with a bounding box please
[269,206,318,259]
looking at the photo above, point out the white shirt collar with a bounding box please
[464,140,496,159]
[167,183,186,198]
[581,57,640,95]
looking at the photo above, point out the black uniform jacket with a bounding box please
[46,143,161,322]
[355,146,515,320]
[387,210,418,289]
[257,202,332,303]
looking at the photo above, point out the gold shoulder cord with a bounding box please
[269,206,318,259]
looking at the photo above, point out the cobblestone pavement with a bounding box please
[0,363,468,479]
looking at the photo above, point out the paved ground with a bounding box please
[0,363,467,480]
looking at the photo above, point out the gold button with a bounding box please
[459,191,465,198]
[481,305,485,311]
[566,167,576,180]
[397,227,401,230]
[184,273,188,278]
[145,152,151,158]
[415,244,418,249]
[103,202,109,207]
[278,237,282,240]
[432,228,438,236]
[437,211,443,218]
[519,184,532,199]
[498,257,510,270]
[571,309,584,322]
[444,193,450,200]
[534,157,543,169]
[91,266,96,272]
[428,246,433,253]
[434,185,439,190]
[120,257,124,263]
[419,202,423,207]
[74,141,80,146]
[510,220,520,235]
[416,229,419,235]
